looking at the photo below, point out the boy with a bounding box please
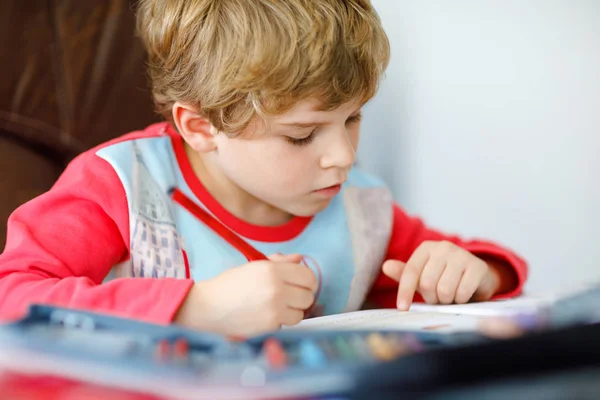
[0,0,526,338]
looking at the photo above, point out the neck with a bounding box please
[183,143,293,227]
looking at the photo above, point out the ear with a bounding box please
[172,102,217,153]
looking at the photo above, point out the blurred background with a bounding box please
[360,0,600,293]
[2,1,599,294]
[0,0,158,249]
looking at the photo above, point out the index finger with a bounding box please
[278,262,318,292]
[396,244,430,310]
[268,253,304,263]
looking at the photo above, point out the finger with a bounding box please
[417,257,447,304]
[382,260,406,282]
[278,262,318,292]
[268,253,304,263]
[455,259,489,303]
[280,308,305,327]
[396,244,431,310]
[284,284,315,310]
[436,259,467,304]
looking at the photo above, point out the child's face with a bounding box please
[212,98,362,217]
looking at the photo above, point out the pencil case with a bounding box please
[0,304,485,399]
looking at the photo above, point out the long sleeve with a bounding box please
[0,150,193,323]
[366,203,528,308]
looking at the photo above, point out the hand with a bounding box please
[478,317,525,339]
[383,240,500,310]
[174,253,317,337]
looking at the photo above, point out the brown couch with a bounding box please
[0,0,159,250]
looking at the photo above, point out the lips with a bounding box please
[313,183,342,198]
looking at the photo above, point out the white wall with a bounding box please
[360,0,600,292]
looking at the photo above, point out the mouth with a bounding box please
[313,183,343,198]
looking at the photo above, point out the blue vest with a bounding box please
[97,130,394,316]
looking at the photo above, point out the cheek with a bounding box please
[349,126,360,150]
[219,139,313,189]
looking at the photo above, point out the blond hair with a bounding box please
[136,0,390,134]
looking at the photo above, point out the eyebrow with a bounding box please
[279,121,324,128]
[279,110,363,129]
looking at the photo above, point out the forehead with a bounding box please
[273,98,362,122]
[240,97,362,138]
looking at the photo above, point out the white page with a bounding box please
[286,309,481,333]
[407,294,554,317]
[288,284,600,333]
[407,283,599,317]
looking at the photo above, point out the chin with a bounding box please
[290,210,319,218]
[288,200,331,217]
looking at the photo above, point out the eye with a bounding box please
[285,131,316,146]
[346,112,362,124]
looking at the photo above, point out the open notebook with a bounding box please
[407,292,554,316]
[285,288,591,333]
[286,309,482,333]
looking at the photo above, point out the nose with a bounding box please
[319,128,356,170]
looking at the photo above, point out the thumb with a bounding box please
[382,260,406,282]
[268,253,304,263]
[472,268,501,302]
